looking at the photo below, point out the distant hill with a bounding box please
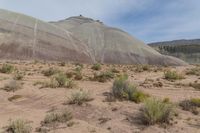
[148,39,200,64]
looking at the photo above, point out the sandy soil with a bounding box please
[0,61,199,133]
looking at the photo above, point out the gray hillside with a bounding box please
[51,16,187,65]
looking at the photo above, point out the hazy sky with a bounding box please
[0,0,200,43]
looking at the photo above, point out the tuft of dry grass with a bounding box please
[39,74,76,89]
[4,119,32,133]
[41,109,73,128]
[140,98,174,125]
[164,70,184,81]
[135,65,151,72]
[92,71,114,82]
[36,109,73,133]
[68,90,93,105]
[186,67,200,76]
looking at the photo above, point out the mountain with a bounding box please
[148,39,200,64]
[0,9,92,63]
[51,16,186,65]
[0,9,187,65]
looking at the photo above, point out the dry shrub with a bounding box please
[180,98,200,115]
[0,64,15,74]
[42,68,60,77]
[42,110,73,127]
[92,71,114,82]
[110,68,120,73]
[38,109,73,132]
[140,98,174,125]
[91,63,101,71]
[164,70,184,81]
[74,66,83,80]
[4,119,32,133]
[2,80,22,92]
[112,74,149,103]
[186,67,200,76]
[40,74,76,89]
[13,72,24,80]
[68,90,93,105]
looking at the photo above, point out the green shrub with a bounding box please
[54,73,67,87]
[2,80,22,92]
[164,70,184,81]
[68,90,93,105]
[112,74,129,99]
[74,66,83,80]
[42,68,60,77]
[74,71,83,80]
[191,98,200,107]
[42,110,73,127]
[0,64,14,74]
[140,98,174,125]
[130,91,149,103]
[93,71,114,82]
[5,119,32,133]
[91,63,101,71]
[112,74,148,102]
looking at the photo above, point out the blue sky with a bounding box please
[0,0,200,43]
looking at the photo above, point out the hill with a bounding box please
[149,39,200,64]
[0,9,92,63]
[51,16,186,65]
[0,9,187,65]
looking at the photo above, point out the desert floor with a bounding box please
[0,61,199,133]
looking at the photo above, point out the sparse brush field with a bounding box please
[0,61,199,133]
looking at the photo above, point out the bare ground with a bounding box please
[0,61,199,133]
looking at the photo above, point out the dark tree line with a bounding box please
[158,44,200,53]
